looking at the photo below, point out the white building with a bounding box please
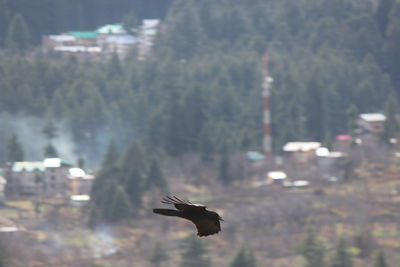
[358,113,386,134]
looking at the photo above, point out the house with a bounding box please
[42,22,148,59]
[267,171,287,184]
[67,167,95,195]
[5,161,45,196]
[283,142,321,163]
[4,158,76,198]
[358,113,386,134]
[43,158,73,197]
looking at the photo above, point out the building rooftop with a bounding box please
[12,162,45,172]
[267,171,287,180]
[44,158,73,168]
[96,24,126,35]
[68,31,98,39]
[283,142,321,152]
[359,113,386,122]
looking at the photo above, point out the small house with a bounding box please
[358,113,386,134]
[283,142,321,163]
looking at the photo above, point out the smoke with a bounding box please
[0,112,78,164]
[90,225,119,258]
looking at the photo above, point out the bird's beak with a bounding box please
[219,216,224,221]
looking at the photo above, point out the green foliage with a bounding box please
[146,158,168,192]
[149,242,169,267]
[230,246,256,267]
[382,90,400,143]
[44,143,58,158]
[299,229,326,267]
[42,121,58,141]
[217,144,231,185]
[0,0,399,166]
[5,13,31,53]
[180,234,211,267]
[6,133,24,162]
[374,250,390,267]
[89,139,168,225]
[330,239,353,267]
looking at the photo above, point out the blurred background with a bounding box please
[0,0,400,266]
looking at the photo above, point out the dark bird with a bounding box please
[153,196,223,237]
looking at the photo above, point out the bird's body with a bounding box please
[153,196,223,237]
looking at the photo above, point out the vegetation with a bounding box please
[180,234,211,267]
[0,0,399,165]
[230,246,256,267]
[1,0,400,266]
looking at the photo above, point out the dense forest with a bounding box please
[1,1,400,266]
[1,0,400,167]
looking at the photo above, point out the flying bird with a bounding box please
[153,196,223,237]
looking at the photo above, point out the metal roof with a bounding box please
[283,142,321,152]
[68,31,98,39]
[12,162,45,172]
[359,113,386,122]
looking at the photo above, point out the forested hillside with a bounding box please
[1,0,399,166]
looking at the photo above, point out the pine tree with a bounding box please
[6,133,24,162]
[217,144,231,184]
[5,13,31,54]
[330,239,353,267]
[108,185,132,222]
[43,121,58,140]
[44,143,58,158]
[149,242,169,267]
[120,141,147,210]
[299,228,326,267]
[346,105,359,138]
[384,2,400,93]
[180,234,211,267]
[42,120,58,158]
[374,250,389,267]
[230,246,256,267]
[146,158,168,192]
[382,91,400,144]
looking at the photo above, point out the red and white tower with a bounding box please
[262,54,273,156]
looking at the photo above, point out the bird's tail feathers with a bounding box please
[153,208,180,217]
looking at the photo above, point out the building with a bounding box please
[5,161,46,196]
[4,158,93,198]
[43,20,160,59]
[358,113,386,134]
[67,167,95,195]
[283,142,321,163]
[137,19,161,60]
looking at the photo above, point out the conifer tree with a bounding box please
[180,234,211,267]
[5,13,31,54]
[382,91,400,144]
[299,228,326,267]
[42,120,58,158]
[120,141,147,209]
[108,185,132,222]
[217,144,231,184]
[149,242,169,267]
[330,239,353,267]
[374,250,389,267]
[146,158,168,192]
[346,104,359,139]
[6,133,24,162]
[230,246,256,267]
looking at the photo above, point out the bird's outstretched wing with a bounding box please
[193,218,221,237]
[161,196,206,212]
